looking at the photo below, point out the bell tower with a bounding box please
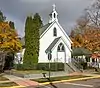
[49,4,58,23]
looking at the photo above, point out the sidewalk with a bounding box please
[4,75,39,87]
[11,71,69,79]
[2,71,100,88]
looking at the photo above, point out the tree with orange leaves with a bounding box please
[0,22,22,52]
[0,10,22,71]
[0,22,22,71]
[70,25,100,52]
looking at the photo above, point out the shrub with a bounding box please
[14,63,64,71]
[37,63,64,71]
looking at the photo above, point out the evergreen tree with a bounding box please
[0,11,6,22]
[23,14,43,69]
[9,21,15,29]
[23,16,34,69]
[34,13,43,28]
[33,13,43,62]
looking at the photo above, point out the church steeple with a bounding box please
[49,4,58,23]
[53,4,56,11]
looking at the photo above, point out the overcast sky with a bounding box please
[0,0,94,37]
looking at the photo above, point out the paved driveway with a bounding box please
[37,78,100,88]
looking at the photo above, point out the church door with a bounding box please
[57,43,65,62]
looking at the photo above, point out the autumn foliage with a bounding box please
[70,0,100,52]
[0,22,22,52]
[70,26,100,52]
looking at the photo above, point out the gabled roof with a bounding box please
[39,23,51,35]
[72,47,92,56]
[91,53,100,59]
[40,20,72,43]
[45,37,61,53]
[20,21,72,47]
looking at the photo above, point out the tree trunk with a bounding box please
[0,51,6,73]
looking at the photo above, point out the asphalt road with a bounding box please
[37,78,100,88]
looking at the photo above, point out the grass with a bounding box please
[0,75,9,81]
[11,69,48,74]
[94,72,100,74]
[0,82,18,87]
[32,75,90,83]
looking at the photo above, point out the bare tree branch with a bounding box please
[85,0,100,27]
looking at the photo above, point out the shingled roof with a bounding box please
[72,47,92,56]
[39,23,51,35]
[45,37,61,53]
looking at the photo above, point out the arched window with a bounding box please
[57,46,60,51]
[54,13,56,18]
[57,43,65,52]
[62,45,65,51]
[53,27,57,36]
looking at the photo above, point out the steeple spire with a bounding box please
[53,4,56,11]
[49,4,58,23]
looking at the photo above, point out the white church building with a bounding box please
[39,5,72,63]
[15,5,72,64]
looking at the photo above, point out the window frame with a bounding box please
[54,13,56,18]
[53,27,57,36]
[57,43,65,52]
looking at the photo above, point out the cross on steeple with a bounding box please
[49,4,58,23]
[53,4,56,11]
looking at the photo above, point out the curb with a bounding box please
[0,81,11,83]
[39,75,100,85]
[0,86,25,88]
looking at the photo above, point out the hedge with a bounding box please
[37,63,64,71]
[14,63,64,71]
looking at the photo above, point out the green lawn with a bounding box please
[0,75,9,81]
[11,69,48,74]
[94,72,100,74]
[32,75,90,83]
[0,82,18,87]
[0,74,18,87]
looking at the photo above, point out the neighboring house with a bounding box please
[16,5,72,64]
[72,47,92,61]
[89,52,100,68]
[72,47,92,69]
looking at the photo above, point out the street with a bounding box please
[37,78,100,88]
